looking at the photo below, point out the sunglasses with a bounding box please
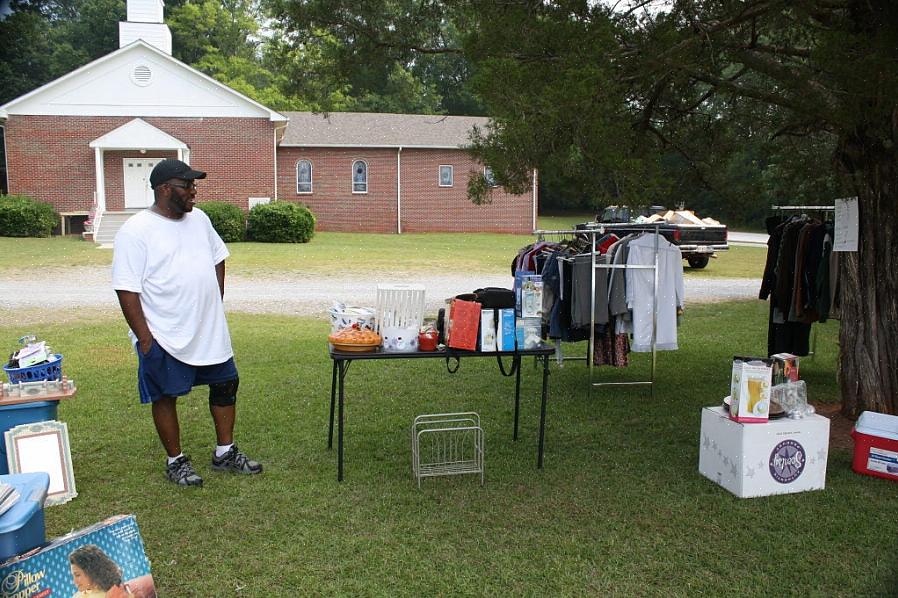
[167,181,197,191]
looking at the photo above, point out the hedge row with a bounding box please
[0,195,58,237]
[0,195,316,244]
[198,201,316,243]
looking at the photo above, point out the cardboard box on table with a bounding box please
[0,514,156,597]
[497,309,516,351]
[699,406,830,498]
[447,299,480,351]
[479,309,497,352]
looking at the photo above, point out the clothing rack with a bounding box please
[533,224,663,398]
[771,205,835,212]
[767,205,836,359]
[771,205,835,221]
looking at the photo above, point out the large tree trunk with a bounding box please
[837,128,898,417]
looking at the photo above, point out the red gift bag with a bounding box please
[447,299,481,351]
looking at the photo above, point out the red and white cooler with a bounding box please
[851,411,898,482]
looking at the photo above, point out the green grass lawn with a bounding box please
[0,227,766,279]
[0,302,893,596]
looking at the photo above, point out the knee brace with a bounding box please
[209,377,239,407]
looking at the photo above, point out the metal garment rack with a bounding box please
[534,224,662,398]
[769,205,836,359]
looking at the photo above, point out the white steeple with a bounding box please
[119,0,172,54]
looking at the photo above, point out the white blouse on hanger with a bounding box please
[625,234,685,352]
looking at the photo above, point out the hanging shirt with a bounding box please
[571,253,610,328]
[625,233,685,352]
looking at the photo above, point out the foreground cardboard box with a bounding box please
[699,406,830,498]
[0,514,156,597]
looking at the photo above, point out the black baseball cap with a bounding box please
[149,159,207,189]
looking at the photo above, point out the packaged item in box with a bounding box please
[0,514,156,597]
[498,309,516,351]
[514,270,535,316]
[730,359,772,423]
[771,353,800,385]
[515,317,542,350]
[479,309,497,353]
[729,356,762,408]
[447,299,480,351]
[520,275,543,319]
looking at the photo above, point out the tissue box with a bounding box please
[699,406,829,498]
[0,514,156,597]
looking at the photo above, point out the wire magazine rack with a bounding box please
[411,413,484,488]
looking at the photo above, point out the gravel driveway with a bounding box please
[0,266,760,317]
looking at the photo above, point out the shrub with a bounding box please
[198,201,245,242]
[0,195,58,237]
[247,201,316,243]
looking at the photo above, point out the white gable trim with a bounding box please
[0,40,287,123]
[89,118,187,150]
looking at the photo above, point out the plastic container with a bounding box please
[0,472,50,563]
[418,329,438,352]
[851,411,898,482]
[0,402,59,475]
[382,326,418,353]
[328,306,376,333]
[3,354,63,384]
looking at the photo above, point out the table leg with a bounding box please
[328,360,337,449]
[538,354,549,469]
[338,360,346,482]
[513,354,522,441]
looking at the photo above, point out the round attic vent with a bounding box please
[131,65,153,87]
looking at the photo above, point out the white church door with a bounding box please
[123,158,162,209]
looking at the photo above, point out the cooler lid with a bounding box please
[0,472,50,533]
[855,411,898,441]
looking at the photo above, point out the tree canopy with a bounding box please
[272,0,898,414]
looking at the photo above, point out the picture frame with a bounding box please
[5,420,77,506]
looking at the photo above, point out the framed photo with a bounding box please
[5,420,77,506]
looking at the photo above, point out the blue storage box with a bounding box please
[0,472,50,562]
[0,401,59,475]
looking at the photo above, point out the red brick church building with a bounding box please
[0,0,537,242]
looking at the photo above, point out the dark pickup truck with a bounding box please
[577,206,728,268]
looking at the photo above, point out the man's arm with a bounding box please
[115,290,153,354]
[216,260,225,299]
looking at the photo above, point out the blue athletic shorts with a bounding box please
[136,339,238,404]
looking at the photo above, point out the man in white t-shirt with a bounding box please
[112,159,262,487]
